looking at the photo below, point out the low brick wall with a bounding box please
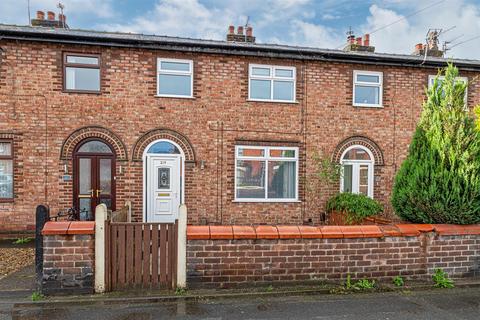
[187,225,480,288]
[42,221,95,295]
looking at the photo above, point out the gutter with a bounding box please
[1,29,480,71]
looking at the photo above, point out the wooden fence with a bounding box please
[105,222,178,291]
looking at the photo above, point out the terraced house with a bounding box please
[1,12,480,236]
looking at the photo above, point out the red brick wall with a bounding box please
[42,233,95,295]
[187,234,480,288]
[1,39,480,231]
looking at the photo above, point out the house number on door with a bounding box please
[158,168,170,189]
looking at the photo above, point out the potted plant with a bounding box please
[326,192,383,225]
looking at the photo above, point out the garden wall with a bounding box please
[187,225,480,288]
[42,221,95,295]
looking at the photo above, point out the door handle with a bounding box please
[96,189,102,197]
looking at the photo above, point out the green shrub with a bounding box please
[13,237,33,245]
[392,276,404,287]
[326,192,383,224]
[353,279,376,290]
[392,64,480,224]
[31,292,44,301]
[432,269,454,288]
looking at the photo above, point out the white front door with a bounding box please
[146,156,181,223]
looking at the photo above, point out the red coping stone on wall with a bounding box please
[209,226,233,239]
[232,226,256,239]
[319,226,343,238]
[395,224,421,236]
[359,225,383,238]
[412,224,434,233]
[67,221,95,235]
[42,221,71,235]
[339,226,364,238]
[462,225,480,235]
[187,226,210,240]
[380,225,402,237]
[255,225,279,239]
[298,226,322,239]
[433,224,467,236]
[276,225,301,239]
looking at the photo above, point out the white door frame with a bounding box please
[142,139,185,222]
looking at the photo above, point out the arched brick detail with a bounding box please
[333,136,384,165]
[132,128,196,163]
[60,126,128,161]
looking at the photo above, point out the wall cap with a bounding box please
[187,224,480,240]
[42,221,95,235]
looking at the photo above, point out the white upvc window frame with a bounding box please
[353,70,383,108]
[340,145,374,198]
[157,58,194,98]
[234,145,299,202]
[248,64,296,103]
[428,75,468,106]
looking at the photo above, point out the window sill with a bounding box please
[0,199,14,203]
[155,95,195,99]
[232,200,301,203]
[247,99,299,105]
[353,104,384,108]
[63,90,101,95]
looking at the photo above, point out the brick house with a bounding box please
[1,15,480,235]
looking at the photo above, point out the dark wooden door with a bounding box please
[74,140,116,220]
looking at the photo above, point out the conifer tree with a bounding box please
[391,64,480,224]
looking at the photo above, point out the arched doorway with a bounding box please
[73,139,116,220]
[143,139,184,223]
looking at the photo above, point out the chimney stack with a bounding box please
[246,26,253,37]
[31,9,68,28]
[363,34,370,46]
[344,30,375,53]
[36,11,45,20]
[226,25,255,43]
[47,11,55,21]
[411,30,443,57]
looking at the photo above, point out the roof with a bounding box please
[1,24,480,71]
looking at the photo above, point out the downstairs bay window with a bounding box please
[235,146,298,202]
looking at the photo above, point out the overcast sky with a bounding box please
[1,0,479,59]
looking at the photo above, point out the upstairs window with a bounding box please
[353,71,383,107]
[64,53,101,92]
[249,64,296,102]
[157,58,193,98]
[428,75,468,105]
[235,146,298,201]
[0,140,13,201]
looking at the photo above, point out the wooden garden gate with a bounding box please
[105,222,178,291]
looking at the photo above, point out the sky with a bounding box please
[1,0,480,59]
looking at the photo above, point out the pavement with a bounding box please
[2,287,480,320]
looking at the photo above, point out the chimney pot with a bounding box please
[356,37,362,45]
[36,11,45,20]
[246,26,253,37]
[47,11,55,21]
[415,43,424,51]
[228,25,235,34]
[237,26,244,35]
[363,34,370,46]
